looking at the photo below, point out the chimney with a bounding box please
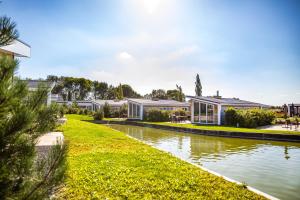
[217,90,219,97]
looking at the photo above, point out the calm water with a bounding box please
[109,124,300,200]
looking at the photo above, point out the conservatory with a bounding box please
[188,96,269,125]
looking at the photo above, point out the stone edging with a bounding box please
[96,120,300,143]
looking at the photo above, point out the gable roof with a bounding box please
[128,98,190,107]
[187,96,270,108]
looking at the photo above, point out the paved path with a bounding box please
[258,124,299,132]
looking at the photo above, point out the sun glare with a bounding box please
[143,0,162,14]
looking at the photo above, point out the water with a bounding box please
[108,124,300,200]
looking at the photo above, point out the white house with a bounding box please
[24,80,55,106]
[287,103,300,117]
[127,98,190,120]
[187,96,270,125]
[0,39,31,58]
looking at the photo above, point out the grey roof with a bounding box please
[128,98,190,107]
[187,96,270,108]
[94,99,127,107]
[23,80,55,90]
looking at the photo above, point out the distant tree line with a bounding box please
[46,75,142,101]
[47,75,188,102]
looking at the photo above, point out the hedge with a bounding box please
[144,109,170,122]
[225,107,275,128]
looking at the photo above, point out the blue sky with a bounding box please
[1,0,300,105]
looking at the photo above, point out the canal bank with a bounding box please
[96,120,300,143]
[109,124,300,200]
[59,115,267,199]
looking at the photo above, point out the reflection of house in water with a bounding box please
[189,135,264,160]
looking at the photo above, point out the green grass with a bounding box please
[57,114,264,199]
[136,121,300,135]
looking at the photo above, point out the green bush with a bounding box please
[144,109,170,122]
[66,102,80,114]
[224,107,239,126]
[93,109,104,120]
[103,102,111,118]
[224,108,275,128]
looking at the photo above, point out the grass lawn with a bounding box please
[57,114,264,199]
[138,121,300,135]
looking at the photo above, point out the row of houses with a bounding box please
[22,80,271,125]
[0,39,273,125]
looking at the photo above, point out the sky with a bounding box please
[1,0,300,105]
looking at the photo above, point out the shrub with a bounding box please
[66,102,80,114]
[144,109,170,122]
[224,107,239,126]
[224,108,275,128]
[103,102,111,118]
[93,109,104,120]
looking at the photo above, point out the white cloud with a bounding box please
[119,52,133,60]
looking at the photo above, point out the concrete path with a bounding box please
[258,124,299,132]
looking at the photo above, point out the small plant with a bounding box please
[93,109,104,120]
[103,102,111,118]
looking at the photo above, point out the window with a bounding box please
[207,104,213,123]
[193,102,199,122]
[137,104,140,118]
[200,103,207,123]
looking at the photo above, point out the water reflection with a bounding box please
[109,125,300,200]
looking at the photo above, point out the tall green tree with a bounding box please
[150,89,168,99]
[116,83,124,100]
[93,81,108,99]
[0,16,66,199]
[195,73,202,96]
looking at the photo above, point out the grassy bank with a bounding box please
[137,122,300,135]
[58,114,264,199]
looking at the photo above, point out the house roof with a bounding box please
[128,98,190,107]
[23,80,55,90]
[0,39,31,57]
[187,96,270,108]
[94,99,127,107]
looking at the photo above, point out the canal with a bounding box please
[109,124,300,200]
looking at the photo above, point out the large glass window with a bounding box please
[129,103,133,118]
[133,104,137,118]
[193,102,199,122]
[207,104,213,123]
[213,105,218,124]
[137,105,140,118]
[200,103,207,123]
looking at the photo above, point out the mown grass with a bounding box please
[57,114,264,199]
[139,121,300,135]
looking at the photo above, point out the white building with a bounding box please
[0,39,31,58]
[127,98,190,120]
[188,96,270,125]
[24,80,55,106]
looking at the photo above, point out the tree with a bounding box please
[0,17,66,199]
[176,84,185,102]
[122,84,141,98]
[166,85,185,102]
[150,89,168,99]
[0,16,19,46]
[195,73,202,96]
[93,81,108,99]
[116,83,124,100]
